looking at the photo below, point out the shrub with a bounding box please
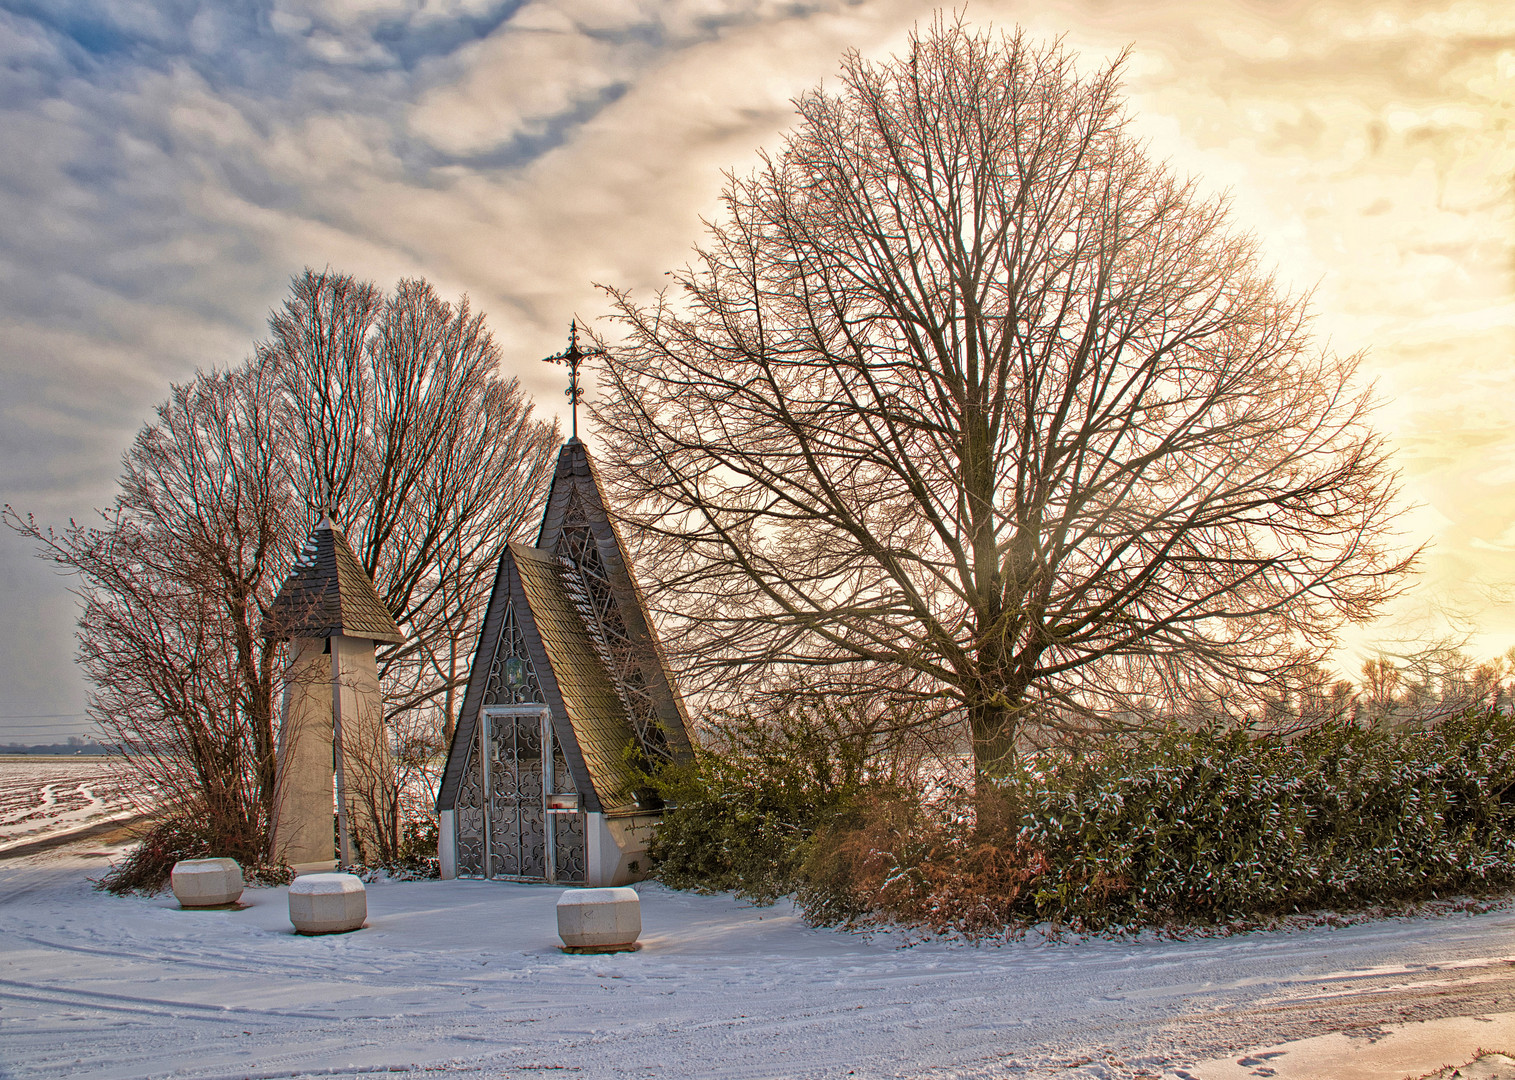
[797,709,1515,935]
[97,812,442,895]
[799,787,1047,935]
[646,701,910,903]
[95,811,292,895]
[357,815,441,880]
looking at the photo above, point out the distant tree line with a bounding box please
[0,738,110,756]
[1189,645,1515,736]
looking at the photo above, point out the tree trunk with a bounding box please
[253,641,277,838]
[966,690,1020,781]
[230,587,278,852]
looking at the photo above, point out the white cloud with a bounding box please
[407,17,627,157]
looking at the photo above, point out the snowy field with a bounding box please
[2,841,1513,1080]
[0,757,154,853]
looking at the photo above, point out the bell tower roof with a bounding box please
[264,520,403,644]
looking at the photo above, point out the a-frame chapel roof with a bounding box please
[437,438,693,816]
[264,517,403,644]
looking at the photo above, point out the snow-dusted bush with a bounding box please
[97,815,293,895]
[799,710,1515,935]
[646,703,907,903]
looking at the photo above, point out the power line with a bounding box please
[0,716,95,725]
[1,718,96,725]
[0,711,116,725]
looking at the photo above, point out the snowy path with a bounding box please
[0,846,1512,1080]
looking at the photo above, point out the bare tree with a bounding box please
[1359,655,1403,722]
[6,361,294,863]
[592,17,1415,780]
[7,269,560,869]
[262,272,561,752]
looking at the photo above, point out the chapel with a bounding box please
[435,437,694,886]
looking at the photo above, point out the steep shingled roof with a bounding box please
[264,518,404,644]
[438,438,692,818]
[534,439,694,761]
[509,542,644,810]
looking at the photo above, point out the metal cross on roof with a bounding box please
[541,320,604,439]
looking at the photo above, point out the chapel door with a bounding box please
[478,705,586,883]
[483,706,548,879]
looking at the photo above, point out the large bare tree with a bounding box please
[593,18,1415,779]
[262,272,560,746]
[8,270,559,866]
[7,362,295,862]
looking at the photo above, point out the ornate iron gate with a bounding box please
[455,704,585,883]
[483,706,547,878]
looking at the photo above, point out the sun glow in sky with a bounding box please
[0,0,1510,741]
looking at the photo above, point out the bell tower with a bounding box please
[264,515,404,872]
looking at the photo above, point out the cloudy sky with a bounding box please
[0,0,1510,743]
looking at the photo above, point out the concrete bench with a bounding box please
[288,872,367,934]
[170,858,244,908]
[557,887,641,953]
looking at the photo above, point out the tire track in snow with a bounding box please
[0,980,348,1023]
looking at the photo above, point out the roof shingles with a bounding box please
[511,543,642,811]
[264,522,404,644]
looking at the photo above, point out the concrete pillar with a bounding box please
[331,632,392,866]
[271,637,337,873]
[271,633,391,872]
[438,809,457,880]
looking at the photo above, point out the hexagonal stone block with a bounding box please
[170,858,244,908]
[288,872,367,935]
[556,887,641,953]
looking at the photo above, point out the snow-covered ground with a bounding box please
[0,757,154,853]
[2,841,1513,1080]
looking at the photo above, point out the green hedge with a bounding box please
[644,703,894,904]
[1006,711,1515,929]
[651,709,1515,934]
